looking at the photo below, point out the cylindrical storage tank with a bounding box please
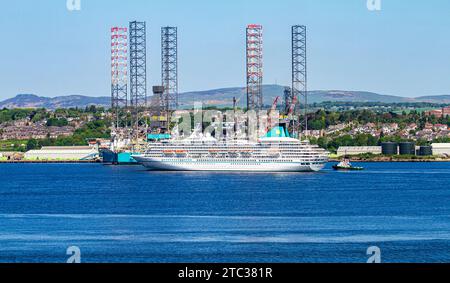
[418,146,433,156]
[399,142,416,155]
[382,142,398,155]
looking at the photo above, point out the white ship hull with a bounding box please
[133,156,326,172]
[135,128,329,173]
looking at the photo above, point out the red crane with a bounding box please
[267,96,280,131]
[288,96,298,117]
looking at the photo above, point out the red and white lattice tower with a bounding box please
[246,24,263,111]
[111,27,128,129]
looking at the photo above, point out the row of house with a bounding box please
[0,119,76,140]
[424,106,450,118]
[324,121,450,142]
[0,124,75,140]
[347,123,401,137]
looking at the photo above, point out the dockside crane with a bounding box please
[285,95,298,137]
[267,96,280,132]
[287,96,298,118]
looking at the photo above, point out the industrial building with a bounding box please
[24,146,99,161]
[431,143,450,156]
[424,106,450,118]
[337,146,382,157]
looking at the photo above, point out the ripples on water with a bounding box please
[0,162,449,263]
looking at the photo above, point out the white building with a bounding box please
[431,143,450,156]
[24,146,99,161]
[337,146,382,157]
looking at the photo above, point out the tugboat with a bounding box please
[332,158,364,171]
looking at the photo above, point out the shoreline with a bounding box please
[0,160,101,164]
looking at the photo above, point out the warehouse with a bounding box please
[431,143,450,156]
[24,146,99,161]
[336,146,382,157]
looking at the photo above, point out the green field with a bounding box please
[0,140,27,152]
[392,107,436,115]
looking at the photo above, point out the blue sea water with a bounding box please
[0,162,449,263]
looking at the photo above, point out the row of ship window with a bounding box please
[160,159,324,163]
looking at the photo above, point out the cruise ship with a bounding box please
[133,126,329,172]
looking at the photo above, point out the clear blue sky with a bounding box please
[0,0,449,100]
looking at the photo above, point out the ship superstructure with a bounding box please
[133,127,328,172]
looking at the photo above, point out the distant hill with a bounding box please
[414,95,450,104]
[0,94,110,109]
[178,85,447,107]
[307,90,413,104]
[1,86,450,109]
